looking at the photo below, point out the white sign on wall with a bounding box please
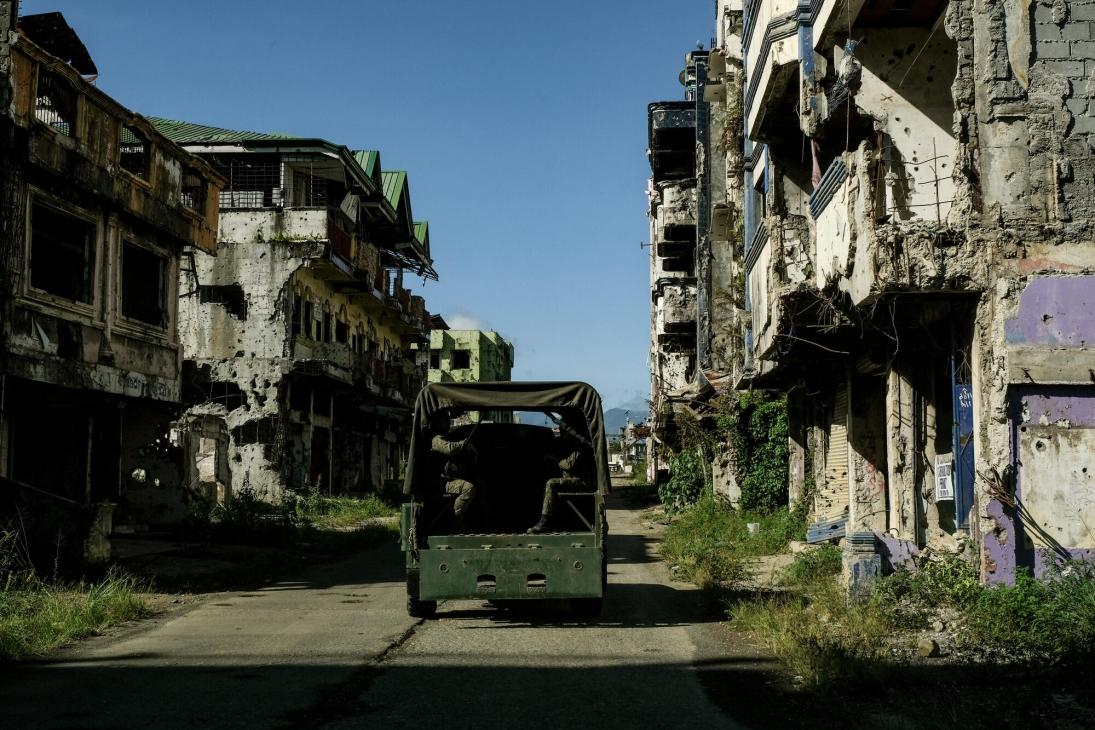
[935,454,955,502]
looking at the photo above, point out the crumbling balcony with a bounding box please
[655,183,698,259]
[648,101,696,183]
[655,284,697,343]
[742,0,800,140]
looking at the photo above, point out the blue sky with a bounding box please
[20,0,713,409]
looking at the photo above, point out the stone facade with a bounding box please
[0,10,224,563]
[158,124,438,506]
[727,0,1095,584]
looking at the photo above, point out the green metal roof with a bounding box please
[148,117,299,145]
[354,150,380,180]
[382,170,410,211]
[414,221,430,257]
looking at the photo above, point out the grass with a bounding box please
[726,551,1095,687]
[0,571,149,661]
[296,493,396,531]
[660,493,805,588]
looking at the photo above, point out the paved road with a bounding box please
[2,498,756,729]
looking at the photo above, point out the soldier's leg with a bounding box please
[445,479,476,517]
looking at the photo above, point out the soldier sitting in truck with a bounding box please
[528,417,589,534]
[430,411,478,526]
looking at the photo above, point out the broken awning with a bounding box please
[403,381,611,496]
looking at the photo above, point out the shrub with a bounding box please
[780,545,842,588]
[658,450,706,514]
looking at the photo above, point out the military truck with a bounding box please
[400,382,610,618]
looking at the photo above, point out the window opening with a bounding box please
[452,350,471,369]
[29,201,96,303]
[335,319,349,344]
[429,349,440,369]
[208,154,283,208]
[34,69,76,137]
[122,242,168,327]
[120,125,150,179]
[181,166,205,212]
[198,284,247,320]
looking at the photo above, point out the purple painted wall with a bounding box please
[1019,389,1095,427]
[1005,275,1095,347]
[1009,386,1095,581]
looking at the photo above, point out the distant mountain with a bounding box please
[604,407,648,436]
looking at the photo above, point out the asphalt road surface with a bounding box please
[2,496,759,729]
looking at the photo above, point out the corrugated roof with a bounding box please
[382,170,407,209]
[148,117,298,145]
[354,150,380,179]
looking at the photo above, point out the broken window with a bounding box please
[181,166,205,212]
[429,349,440,369]
[34,68,77,137]
[335,319,348,344]
[321,311,332,343]
[303,300,315,338]
[198,284,247,320]
[452,350,471,369]
[121,242,168,327]
[29,201,96,303]
[208,154,283,209]
[119,125,150,179]
[291,294,303,336]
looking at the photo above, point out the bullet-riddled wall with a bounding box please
[428,329,514,384]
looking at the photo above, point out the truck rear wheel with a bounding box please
[407,595,437,619]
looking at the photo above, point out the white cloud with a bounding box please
[444,312,491,331]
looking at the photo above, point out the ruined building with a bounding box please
[427,329,514,384]
[0,10,223,560]
[427,329,514,423]
[152,120,437,506]
[727,0,1095,583]
[646,1,748,493]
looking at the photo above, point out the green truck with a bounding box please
[400,382,610,618]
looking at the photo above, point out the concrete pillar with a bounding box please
[886,364,918,541]
[847,374,888,534]
[787,387,806,508]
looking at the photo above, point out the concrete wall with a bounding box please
[428,329,513,383]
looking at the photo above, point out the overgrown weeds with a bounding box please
[0,570,149,661]
[186,486,397,546]
[727,552,1095,686]
[661,494,805,588]
[1,520,149,661]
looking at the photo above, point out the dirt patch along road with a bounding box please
[2,495,775,729]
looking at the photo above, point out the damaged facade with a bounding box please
[651,0,1095,584]
[427,329,514,384]
[646,1,748,497]
[0,9,223,562]
[153,120,439,509]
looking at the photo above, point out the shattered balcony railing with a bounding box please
[648,101,696,182]
[655,183,698,258]
[656,284,697,342]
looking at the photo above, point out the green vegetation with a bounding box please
[715,392,789,512]
[188,486,397,547]
[0,571,149,661]
[295,492,395,531]
[1,523,148,662]
[660,392,789,514]
[728,553,1095,686]
[661,494,806,588]
[658,450,706,514]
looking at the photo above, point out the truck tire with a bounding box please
[407,595,437,619]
